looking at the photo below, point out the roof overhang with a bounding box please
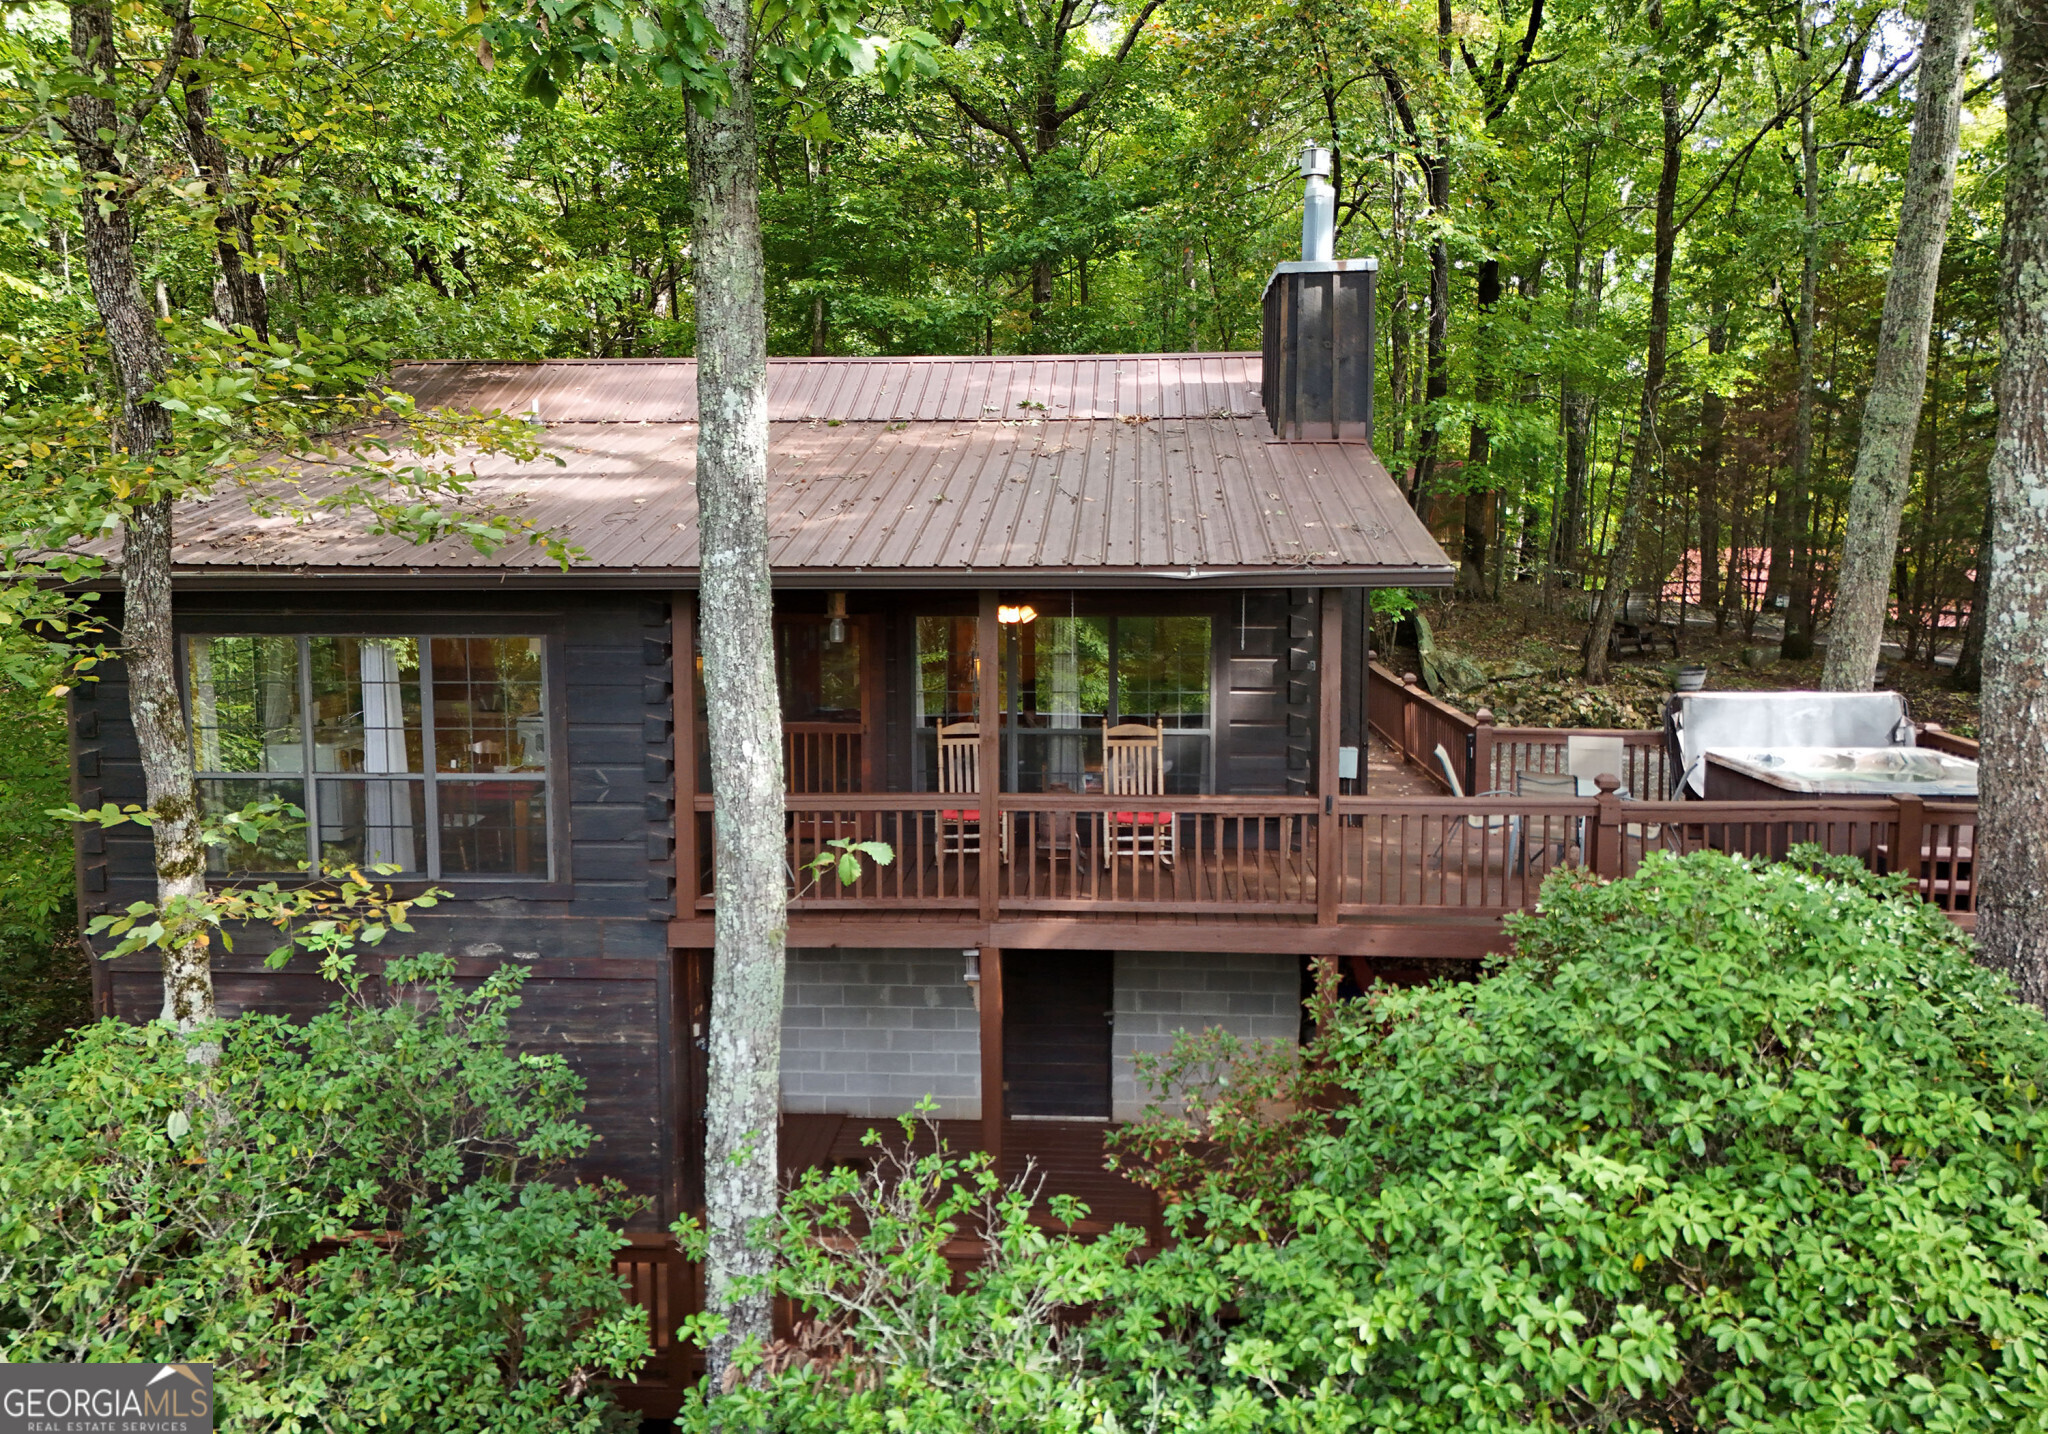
[164,562,1456,591]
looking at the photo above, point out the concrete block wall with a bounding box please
[1111,951,1301,1120]
[779,947,1302,1122]
[781,948,983,1119]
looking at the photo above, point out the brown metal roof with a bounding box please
[161,358,1452,587]
[396,355,1263,424]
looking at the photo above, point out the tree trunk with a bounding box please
[1976,0,2048,1008]
[1700,313,1729,629]
[69,0,214,1035]
[1820,0,1972,690]
[1584,35,1680,684]
[686,0,786,1384]
[1408,0,1454,518]
[1557,247,1602,589]
[179,33,269,340]
[1459,258,1503,594]
[1780,45,1823,662]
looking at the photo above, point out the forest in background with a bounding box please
[1,0,2009,660]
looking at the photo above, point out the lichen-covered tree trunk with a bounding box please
[1584,48,1679,684]
[69,0,213,1033]
[686,0,785,1387]
[1977,0,2048,1009]
[1820,0,1972,690]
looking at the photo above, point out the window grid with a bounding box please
[187,634,551,882]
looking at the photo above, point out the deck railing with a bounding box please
[1368,660,1675,798]
[683,786,1975,927]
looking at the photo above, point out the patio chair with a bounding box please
[937,721,1005,860]
[1566,733,1663,853]
[1103,723,1175,866]
[1429,743,1519,871]
[1515,769,1581,870]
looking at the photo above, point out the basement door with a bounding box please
[1003,951,1113,1119]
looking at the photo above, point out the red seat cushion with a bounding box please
[1111,811,1169,825]
[940,809,982,821]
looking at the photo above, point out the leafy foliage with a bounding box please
[1100,851,2048,1431]
[0,684,86,1080]
[0,954,649,1431]
[675,1110,1143,1432]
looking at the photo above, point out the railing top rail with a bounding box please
[1368,660,1479,732]
[998,793,1318,812]
[1335,795,1596,813]
[1486,726,1667,744]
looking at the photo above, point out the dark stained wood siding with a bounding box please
[82,591,680,1229]
[1219,590,1290,795]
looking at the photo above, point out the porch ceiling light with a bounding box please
[827,590,849,644]
[997,604,1037,625]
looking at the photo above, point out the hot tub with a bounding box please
[1702,746,1978,800]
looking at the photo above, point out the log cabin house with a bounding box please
[67,167,1980,1414]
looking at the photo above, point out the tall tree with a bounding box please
[1975,0,2048,1008]
[686,0,788,1390]
[1820,0,1974,690]
[1583,0,1681,683]
[1378,0,1454,516]
[62,0,211,1035]
[934,0,1163,343]
[1777,10,1823,661]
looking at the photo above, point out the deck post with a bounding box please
[1317,588,1344,925]
[1591,773,1624,878]
[672,593,697,909]
[978,591,1001,924]
[978,945,1005,1179]
[1895,795,1926,896]
[1472,708,1494,794]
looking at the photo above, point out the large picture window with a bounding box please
[914,614,1212,794]
[186,634,552,879]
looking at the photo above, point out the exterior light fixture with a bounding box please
[827,591,849,644]
[997,604,1038,625]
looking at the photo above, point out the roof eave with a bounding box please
[165,563,1457,591]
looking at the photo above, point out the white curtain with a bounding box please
[358,640,416,869]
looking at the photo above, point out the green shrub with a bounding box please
[675,1114,1143,1433]
[0,955,649,1431]
[1100,851,2048,1432]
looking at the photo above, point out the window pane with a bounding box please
[432,638,546,774]
[187,636,301,773]
[438,781,547,876]
[1013,616,1109,792]
[776,621,863,723]
[1116,617,1211,729]
[311,638,423,775]
[914,617,980,726]
[198,777,306,874]
[316,778,426,874]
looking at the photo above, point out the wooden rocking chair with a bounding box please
[1103,722,1175,866]
[937,721,1004,860]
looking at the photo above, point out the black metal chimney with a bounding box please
[1262,144,1377,442]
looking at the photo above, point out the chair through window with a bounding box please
[1103,723,1174,866]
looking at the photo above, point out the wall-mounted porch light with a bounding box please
[827,591,849,644]
[997,604,1037,625]
[962,948,982,1010]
